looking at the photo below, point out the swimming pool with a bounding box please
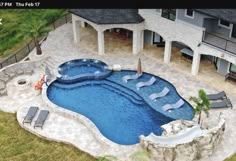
[47,59,194,145]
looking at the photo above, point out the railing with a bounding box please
[202,31,236,55]
[0,13,72,69]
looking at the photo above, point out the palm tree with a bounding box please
[21,18,52,55]
[189,89,210,125]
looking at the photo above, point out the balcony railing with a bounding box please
[202,31,236,55]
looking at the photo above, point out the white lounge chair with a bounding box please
[149,87,170,101]
[122,73,141,83]
[136,76,156,90]
[162,99,185,111]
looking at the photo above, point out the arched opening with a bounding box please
[198,54,236,85]
[79,23,134,55]
[79,22,99,54]
[143,30,166,60]
[103,28,133,55]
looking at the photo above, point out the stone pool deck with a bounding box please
[0,23,236,161]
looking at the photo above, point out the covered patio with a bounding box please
[70,9,144,55]
[69,21,236,95]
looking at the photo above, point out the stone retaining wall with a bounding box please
[0,57,49,96]
[140,114,225,161]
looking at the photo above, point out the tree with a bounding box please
[189,89,210,125]
[21,18,52,55]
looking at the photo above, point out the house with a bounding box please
[70,9,236,78]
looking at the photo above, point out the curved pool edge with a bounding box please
[41,79,140,148]
[16,103,143,160]
[57,58,112,83]
[109,70,195,121]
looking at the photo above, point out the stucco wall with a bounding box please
[177,9,210,27]
[139,9,204,51]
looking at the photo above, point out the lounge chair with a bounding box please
[34,110,49,129]
[149,87,170,101]
[136,76,156,90]
[207,91,227,100]
[22,106,39,125]
[162,99,185,111]
[122,73,141,83]
[210,99,233,109]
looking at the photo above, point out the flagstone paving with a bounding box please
[1,23,236,161]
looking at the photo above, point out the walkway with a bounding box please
[0,23,235,161]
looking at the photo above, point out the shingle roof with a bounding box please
[69,9,144,24]
[195,9,236,24]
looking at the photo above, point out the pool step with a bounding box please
[51,80,145,105]
[101,84,144,105]
[101,80,144,104]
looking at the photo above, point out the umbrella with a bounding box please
[137,58,142,76]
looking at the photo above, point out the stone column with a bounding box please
[164,40,172,63]
[81,21,85,28]
[191,51,201,75]
[140,30,144,53]
[133,30,142,55]
[72,19,80,43]
[97,31,104,55]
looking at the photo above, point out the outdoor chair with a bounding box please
[136,76,156,90]
[207,91,227,100]
[210,99,233,109]
[22,106,39,125]
[162,99,185,111]
[34,110,50,129]
[149,87,170,101]
[122,73,142,83]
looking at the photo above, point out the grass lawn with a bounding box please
[0,111,96,161]
[224,154,236,161]
[0,9,66,59]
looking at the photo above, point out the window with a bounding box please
[185,9,194,18]
[161,9,176,21]
[218,19,230,28]
[230,63,236,73]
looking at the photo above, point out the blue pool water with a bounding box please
[61,65,99,77]
[48,80,173,145]
[47,59,194,145]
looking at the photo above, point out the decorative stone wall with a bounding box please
[139,114,225,161]
[0,58,48,96]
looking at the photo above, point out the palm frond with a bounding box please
[189,89,211,124]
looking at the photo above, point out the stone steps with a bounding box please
[52,79,145,105]
[39,57,61,79]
